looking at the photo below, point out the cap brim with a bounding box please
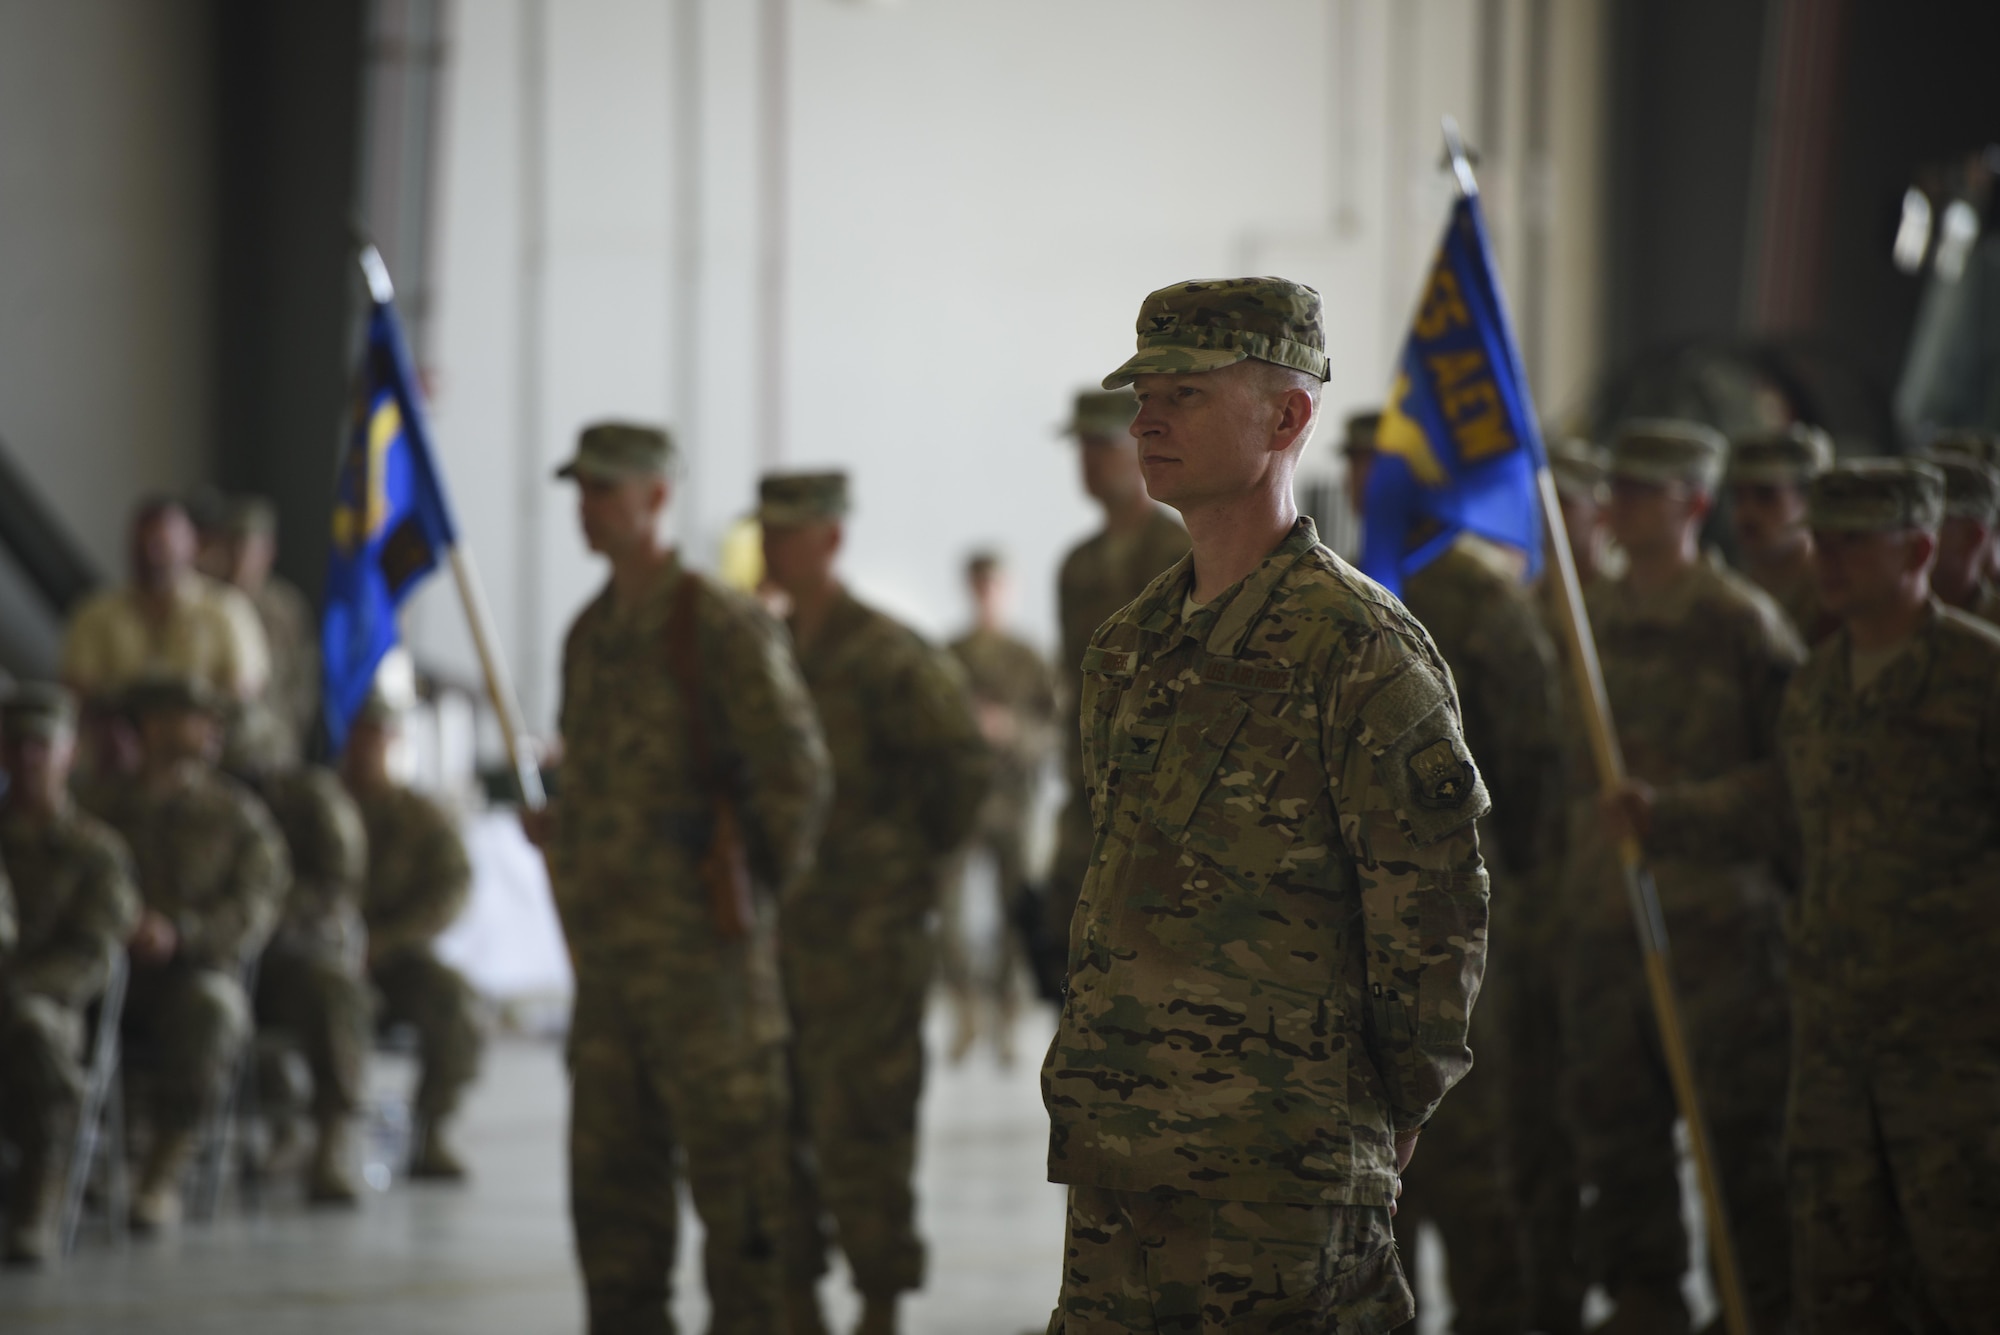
[553,459,660,483]
[756,505,842,528]
[1099,346,1248,390]
[1727,466,1811,487]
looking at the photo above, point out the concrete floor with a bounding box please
[0,1009,1069,1334]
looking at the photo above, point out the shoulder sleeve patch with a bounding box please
[1355,657,1490,846]
[1356,657,1453,751]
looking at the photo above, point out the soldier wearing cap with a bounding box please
[1610,459,2000,1330]
[0,684,139,1263]
[941,550,1057,1064]
[1728,424,1838,645]
[85,673,288,1231]
[1041,277,1491,1332]
[1925,449,2000,624]
[1561,420,1802,1332]
[1046,388,1190,963]
[340,694,483,1180]
[757,469,989,1335]
[528,422,830,1333]
[214,494,322,772]
[1344,406,1563,1332]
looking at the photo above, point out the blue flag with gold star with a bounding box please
[321,297,457,751]
[1360,192,1545,596]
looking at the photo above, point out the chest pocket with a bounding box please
[1151,694,1251,838]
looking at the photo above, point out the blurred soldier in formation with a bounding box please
[1046,389,1188,959]
[758,471,990,1335]
[524,424,830,1335]
[1726,424,1838,645]
[1345,410,1566,1333]
[0,685,139,1264]
[341,696,483,1180]
[213,495,321,772]
[86,675,287,1231]
[1924,448,2000,624]
[1044,278,1488,1332]
[1561,422,1800,1334]
[941,549,1057,1064]
[61,498,270,754]
[237,757,371,1205]
[1611,459,2000,1332]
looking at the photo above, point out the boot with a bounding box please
[130,1128,198,1233]
[306,1114,360,1206]
[787,1287,830,1335]
[409,1117,469,1182]
[857,1293,901,1335]
[2,1140,63,1265]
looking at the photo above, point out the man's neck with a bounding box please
[1623,536,1699,597]
[1746,535,1813,587]
[1846,589,1929,652]
[1180,485,1297,606]
[606,541,672,612]
[133,569,189,610]
[974,607,1004,636]
[787,576,842,649]
[1099,492,1155,538]
[142,757,200,794]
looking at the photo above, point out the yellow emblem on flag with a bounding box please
[1377,373,1447,487]
[330,398,402,554]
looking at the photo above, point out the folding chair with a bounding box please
[58,951,130,1256]
[186,954,262,1223]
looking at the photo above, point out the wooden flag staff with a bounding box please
[1438,118,1752,1335]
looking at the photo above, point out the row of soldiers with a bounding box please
[0,491,488,1264]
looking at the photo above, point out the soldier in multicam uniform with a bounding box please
[1611,459,2000,1332]
[1343,412,1565,1334]
[87,675,287,1231]
[1923,449,2000,625]
[341,697,482,1180]
[1727,425,1838,645]
[240,760,372,1204]
[1561,422,1801,1334]
[214,495,321,773]
[757,470,990,1335]
[1043,278,1490,1333]
[0,685,140,1264]
[942,550,1057,1064]
[524,423,830,1335]
[1047,389,1190,958]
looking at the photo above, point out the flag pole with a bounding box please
[358,245,547,811]
[1437,118,1752,1335]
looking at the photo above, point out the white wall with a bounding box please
[0,0,215,577]
[415,0,1605,735]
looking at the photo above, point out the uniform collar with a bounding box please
[1133,517,1321,656]
[1826,597,1943,709]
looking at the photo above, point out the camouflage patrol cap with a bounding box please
[1727,424,1834,487]
[1927,428,2000,469]
[1927,450,2000,524]
[122,673,225,718]
[1,682,78,740]
[1061,388,1139,441]
[1807,459,1946,533]
[758,471,850,527]
[1607,419,1728,491]
[553,421,675,482]
[221,494,279,537]
[1101,277,1330,389]
[1547,437,1608,501]
[1340,409,1383,457]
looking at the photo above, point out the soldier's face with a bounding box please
[1078,434,1145,508]
[1729,482,1810,560]
[1,730,73,806]
[1608,478,1705,557]
[1814,527,1934,617]
[139,707,219,766]
[761,521,840,594]
[1129,364,1307,511]
[131,507,196,582]
[1935,516,1991,591]
[345,721,393,784]
[577,475,667,555]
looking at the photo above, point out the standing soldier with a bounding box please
[215,495,321,772]
[89,675,287,1231]
[1611,459,2000,1331]
[1044,278,1490,1332]
[1344,413,1565,1334]
[1923,449,2000,624]
[241,761,372,1205]
[0,685,140,1264]
[1562,422,1801,1334]
[523,423,830,1335]
[341,697,483,1180]
[1727,425,1838,644]
[1047,389,1189,960]
[942,550,1057,1062]
[758,471,990,1335]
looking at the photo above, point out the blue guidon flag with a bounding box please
[320,279,457,752]
[1359,189,1546,596]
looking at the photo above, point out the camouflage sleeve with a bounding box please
[1329,631,1492,1133]
[278,771,369,930]
[1468,592,1563,876]
[368,799,473,958]
[887,641,993,858]
[1742,599,1806,755]
[14,827,141,1006]
[709,596,832,893]
[181,795,289,968]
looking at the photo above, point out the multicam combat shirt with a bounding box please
[1042,518,1491,1206]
